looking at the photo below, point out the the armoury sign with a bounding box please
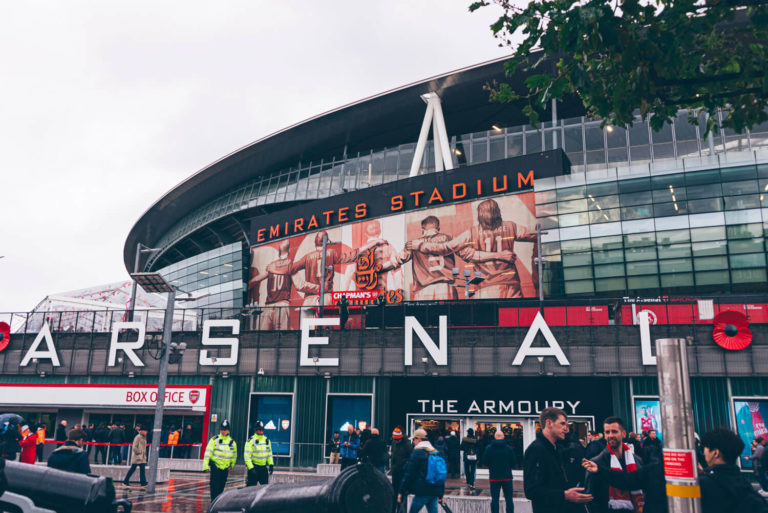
[249,151,569,245]
[16,309,660,370]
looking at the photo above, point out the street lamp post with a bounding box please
[130,272,189,494]
[128,243,161,322]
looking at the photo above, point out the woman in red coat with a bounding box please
[19,425,38,464]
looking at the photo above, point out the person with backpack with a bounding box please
[397,428,446,513]
[698,427,768,512]
[460,428,479,491]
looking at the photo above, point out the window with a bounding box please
[734,400,768,469]
[326,396,372,446]
[249,394,293,455]
[594,263,625,278]
[691,240,727,256]
[729,253,766,269]
[694,256,728,271]
[662,273,694,287]
[660,258,693,274]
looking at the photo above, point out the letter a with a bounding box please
[20,322,61,367]
[512,312,570,365]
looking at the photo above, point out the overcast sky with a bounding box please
[0,1,512,312]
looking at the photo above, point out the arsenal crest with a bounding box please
[189,390,200,404]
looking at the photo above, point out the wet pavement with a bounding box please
[118,468,523,512]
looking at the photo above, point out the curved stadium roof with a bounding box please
[124,54,583,273]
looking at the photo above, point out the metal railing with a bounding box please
[5,295,768,335]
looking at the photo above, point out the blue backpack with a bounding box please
[425,451,447,485]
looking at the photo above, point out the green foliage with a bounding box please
[469,0,768,134]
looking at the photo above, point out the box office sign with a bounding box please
[0,384,210,412]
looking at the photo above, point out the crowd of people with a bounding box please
[0,417,199,468]
[525,407,768,513]
[6,409,768,512]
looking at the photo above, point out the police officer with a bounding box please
[244,421,274,486]
[203,420,237,501]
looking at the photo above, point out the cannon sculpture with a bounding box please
[0,459,131,513]
[209,463,394,513]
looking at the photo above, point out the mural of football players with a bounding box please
[406,198,537,298]
[290,230,384,307]
[360,219,403,291]
[385,215,458,300]
[249,239,293,329]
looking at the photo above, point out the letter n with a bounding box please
[404,316,447,366]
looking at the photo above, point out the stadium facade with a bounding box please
[3,56,768,470]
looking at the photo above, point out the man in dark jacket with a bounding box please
[398,428,444,513]
[642,430,661,463]
[445,431,460,478]
[359,428,388,472]
[54,420,67,443]
[328,431,341,464]
[107,424,126,465]
[587,416,644,513]
[584,431,606,460]
[48,428,91,475]
[698,427,768,513]
[179,424,194,459]
[460,428,479,490]
[0,422,22,461]
[484,430,516,513]
[390,427,412,511]
[93,423,109,463]
[523,407,592,513]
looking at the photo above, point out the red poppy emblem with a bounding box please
[0,322,10,352]
[189,390,200,404]
[712,310,752,351]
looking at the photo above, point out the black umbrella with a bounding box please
[0,414,25,426]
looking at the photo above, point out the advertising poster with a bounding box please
[249,395,292,456]
[326,396,372,444]
[248,192,538,329]
[734,400,768,469]
[634,398,663,441]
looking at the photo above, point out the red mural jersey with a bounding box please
[291,247,358,293]
[469,222,533,286]
[411,233,455,290]
[265,258,293,304]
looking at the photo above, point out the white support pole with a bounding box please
[431,97,454,170]
[432,108,444,172]
[409,101,435,177]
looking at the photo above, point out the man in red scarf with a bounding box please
[584,417,645,513]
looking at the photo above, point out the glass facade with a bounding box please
[156,242,245,315]
[147,109,768,270]
[538,162,768,297]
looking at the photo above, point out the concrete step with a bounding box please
[89,464,170,484]
[316,463,341,476]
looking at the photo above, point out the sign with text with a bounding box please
[0,384,210,412]
[663,449,697,481]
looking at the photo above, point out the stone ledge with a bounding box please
[89,464,170,483]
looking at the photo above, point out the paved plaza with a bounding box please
[118,469,523,513]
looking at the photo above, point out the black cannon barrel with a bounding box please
[209,463,393,513]
[2,460,130,513]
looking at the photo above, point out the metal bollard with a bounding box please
[209,463,393,513]
[1,460,131,513]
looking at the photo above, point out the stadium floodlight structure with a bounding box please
[128,244,162,321]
